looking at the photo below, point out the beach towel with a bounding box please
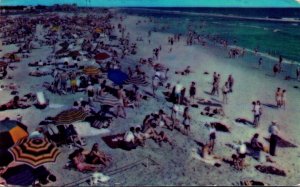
[102,133,138,151]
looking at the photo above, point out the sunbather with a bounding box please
[85,143,112,167]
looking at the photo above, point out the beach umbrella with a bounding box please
[0,119,28,149]
[94,94,122,106]
[83,66,102,76]
[9,138,60,168]
[124,76,149,87]
[0,61,8,68]
[1,164,37,186]
[107,69,128,85]
[53,109,89,125]
[95,52,110,61]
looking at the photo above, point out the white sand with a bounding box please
[0,11,300,186]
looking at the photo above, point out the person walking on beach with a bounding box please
[275,88,281,108]
[268,121,279,156]
[227,75,234,92]
[221,82,230,104]
[252,100,262,127]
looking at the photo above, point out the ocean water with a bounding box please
[121,8,300,64]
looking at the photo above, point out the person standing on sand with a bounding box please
[189,81,196,103]
[252,100,262,127]
[209,123,216,153]
[268,121,279,156]
[275,88,281,108]
[175,81,183,104]
[117,85,127,118]
[221,82,229,104]
[280,89,286,110]
[227,75,234,92]
[182,107,191,135]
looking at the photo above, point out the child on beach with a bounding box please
[281,89,286,110]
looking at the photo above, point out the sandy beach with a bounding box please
[0,7,300,186]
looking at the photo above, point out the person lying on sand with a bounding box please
[28,60,49,67]
[70,148,103,172]
[200,106,225,118]
[0,95,33,111]
[29,68,51,77]
[175,66,192,76]
[85,143,112,167]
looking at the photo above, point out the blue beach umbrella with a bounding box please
[107,69,128,85]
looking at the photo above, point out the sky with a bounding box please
[1,0,300,7]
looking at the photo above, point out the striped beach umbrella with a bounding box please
[53,109,89,125]
[0,61,8,68]
[94,94,121,106]
[124,76,149,87]
[0,119,28,149]
[83,66,101,76]
[9,138,60,168]
[95,52,110,61]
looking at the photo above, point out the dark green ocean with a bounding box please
[122,8,300,64]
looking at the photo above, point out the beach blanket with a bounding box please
[255,165,286,176]
[102,133,138,151]
[264,136,297,148]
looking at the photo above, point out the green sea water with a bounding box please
[123,8,300,64]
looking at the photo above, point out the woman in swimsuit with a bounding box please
[182,107,191,135]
